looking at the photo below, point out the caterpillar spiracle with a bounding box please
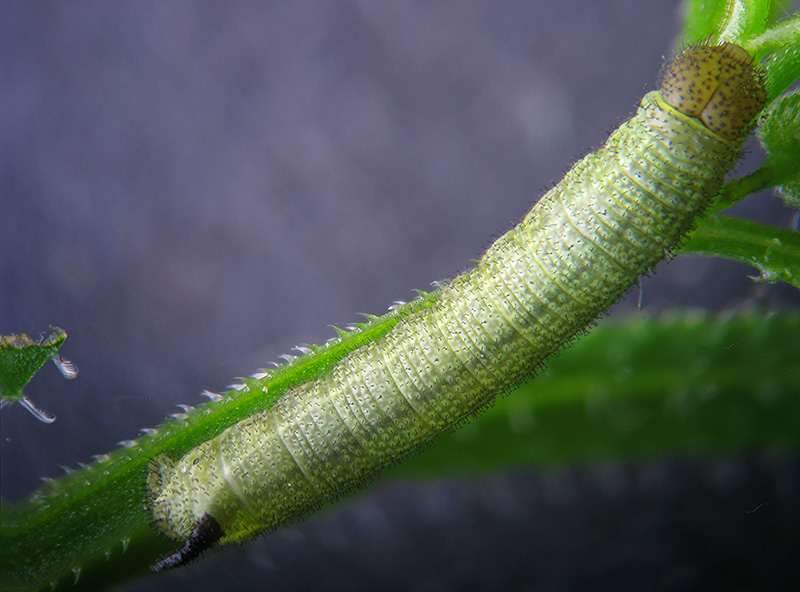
[148,42,766,570]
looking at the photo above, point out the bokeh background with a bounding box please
[2,1,799,590]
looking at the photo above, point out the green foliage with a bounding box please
[759,91,800,207]
[1,1,798,590]
[759,31,800,100]
[682,0,727,43]
[0,329,66,404]
[684,215,800,286]
[682,0,788,46]
[0,328,76,423]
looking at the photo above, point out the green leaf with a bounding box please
[746,15,800,64]
[682,0,776,45]
[759,91,800,158]
[682,0,732,43]
[0,329,66,403]
[759,91,800,206]
[763,41,800,102]
[720,0,772,43]
[681,215,800,287]
[0,328,76,423]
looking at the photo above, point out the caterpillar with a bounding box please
[148,42,766,570]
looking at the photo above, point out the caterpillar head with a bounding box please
[660,42,766,140]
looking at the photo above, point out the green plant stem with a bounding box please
[710,168,774,213]
[745,14,800,59]
[682,215,800,287]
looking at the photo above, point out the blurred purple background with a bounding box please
[2,2,799,590]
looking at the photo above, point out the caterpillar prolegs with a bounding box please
[148,43,766,570]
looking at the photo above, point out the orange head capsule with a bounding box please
[659,42,766,140]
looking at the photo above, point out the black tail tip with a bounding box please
[152,513,224,571]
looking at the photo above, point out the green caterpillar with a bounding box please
[148,42,766,570]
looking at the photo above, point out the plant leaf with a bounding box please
[759,90,800,207]
[682,0,736,43]
[681,215,800,287]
